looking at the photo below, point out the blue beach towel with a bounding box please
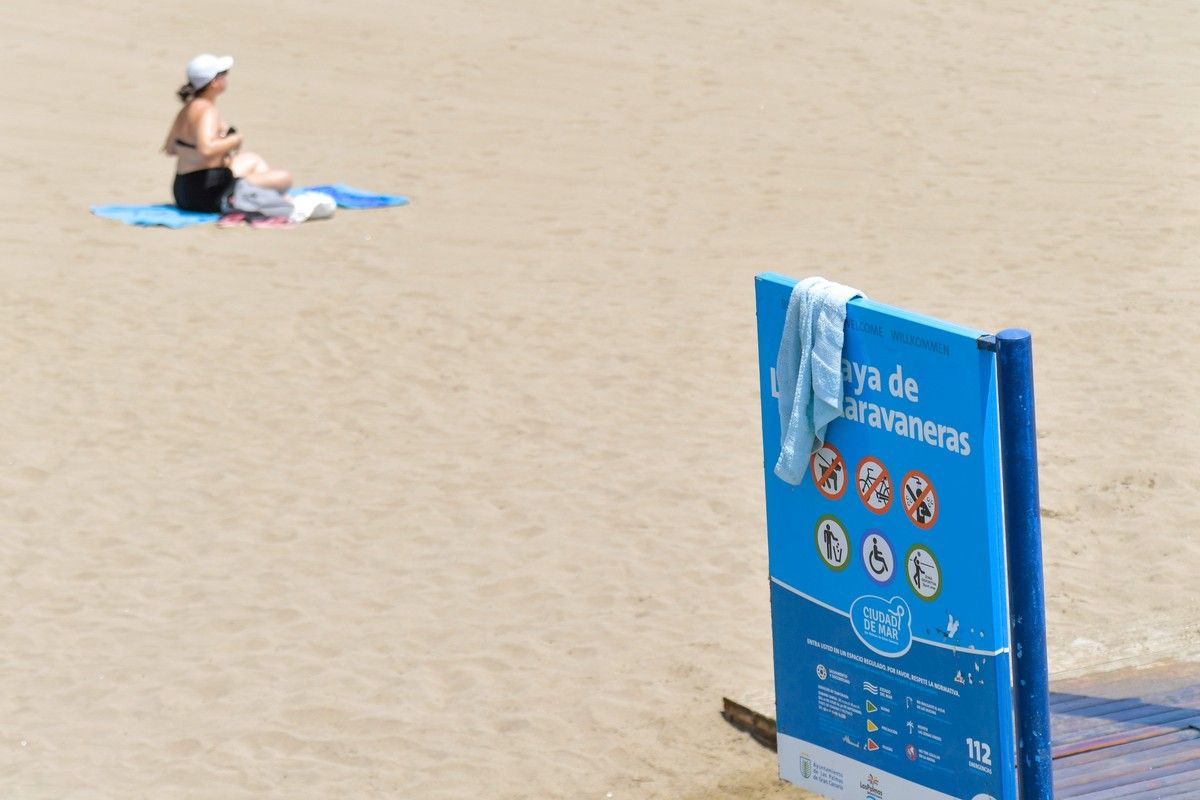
[88,204,220,229]
[90,185,409,228]
[774,276,865,485]
[292,184,409,209]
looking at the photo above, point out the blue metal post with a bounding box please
[996,329,1053,800]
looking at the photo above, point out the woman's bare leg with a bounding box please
[242,169,293,191]
[229,152,293,191]
[229,151,269,176]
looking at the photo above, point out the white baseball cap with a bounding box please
[186,53,234,89]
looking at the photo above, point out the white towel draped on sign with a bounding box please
[774,276,865,485]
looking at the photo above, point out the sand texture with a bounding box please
[1,1,1197,798]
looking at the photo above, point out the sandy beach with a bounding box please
[1,1,1198,798]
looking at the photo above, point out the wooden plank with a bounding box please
[1054,736,1200,788]
[1052,716,1200,759]
[1063,705,1198,732]
[1050,666,1200,747]
[1060,763,1200,800]
[1121,782,1200,800]
[720,697,777,751]
[1050,726,1197,768]
[1050,694,1145,715]
[1051,660,1200,699]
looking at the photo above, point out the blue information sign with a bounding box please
[756,274,1018,800]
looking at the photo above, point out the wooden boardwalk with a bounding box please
[1050,661,1200,799]
[723,659,1200,798]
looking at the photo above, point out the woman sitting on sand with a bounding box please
[163,54,292,213]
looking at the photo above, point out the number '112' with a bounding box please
[966,738,992,765]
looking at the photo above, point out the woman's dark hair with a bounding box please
[175,71,227,103]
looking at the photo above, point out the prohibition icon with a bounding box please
[814,515,851,571]
[906,544,942,601]
[810,443,847,500]
[856,456,893,514]
[901,470,939,529]
[860,530,895,584]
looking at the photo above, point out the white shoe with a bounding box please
[288,191,337,224]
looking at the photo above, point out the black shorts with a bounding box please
[173,167,235,213]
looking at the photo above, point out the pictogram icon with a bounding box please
[906,544,942,601]
[860,530,895,584]
[901,470,938,529]
[810,443,847,500]
[856,456,893,514]
[814,515,851,571]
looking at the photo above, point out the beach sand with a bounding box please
[1,1,1197,798]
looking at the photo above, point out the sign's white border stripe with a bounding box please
[770,576,1009,657]
[772,577,849,618]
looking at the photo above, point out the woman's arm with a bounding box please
[190,102,243,158]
